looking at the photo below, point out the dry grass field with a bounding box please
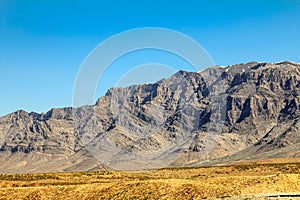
[0,162,300,199]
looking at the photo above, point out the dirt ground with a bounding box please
[0,162,300,199]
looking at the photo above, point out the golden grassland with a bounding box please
[0,162,300,199]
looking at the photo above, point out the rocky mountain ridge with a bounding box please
[1,61,300,172]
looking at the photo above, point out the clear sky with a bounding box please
[1,0,300,116]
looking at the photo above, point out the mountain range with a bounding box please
[1,61,300,173]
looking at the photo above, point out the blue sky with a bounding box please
[1,0,300,116]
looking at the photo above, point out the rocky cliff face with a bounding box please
[1,61,300,172]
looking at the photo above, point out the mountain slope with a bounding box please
[1,61,300,172]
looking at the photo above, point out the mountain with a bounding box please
[1,61,300,173]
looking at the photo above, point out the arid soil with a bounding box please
[0,162,300,199]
